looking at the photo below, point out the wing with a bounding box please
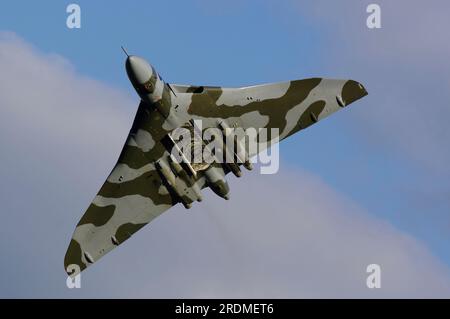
[64,102,180,276]
[174,78,367,156]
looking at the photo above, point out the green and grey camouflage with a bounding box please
[64,55,367,276]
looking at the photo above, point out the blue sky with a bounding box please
[2,1,327,86]
[1,1,450,297]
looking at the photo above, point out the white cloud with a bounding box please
[0,32,449,298]
[295,0,450,175]
[94,167,450,298]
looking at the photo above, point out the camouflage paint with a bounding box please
[64,56,367,276]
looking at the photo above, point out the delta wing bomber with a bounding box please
[64,53,367,276]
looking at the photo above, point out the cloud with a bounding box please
[1,31,450,298]
[282,0,450,255]
[294,0,450,175]
[0,31,136,297]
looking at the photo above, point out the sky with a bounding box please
[0,0,450,298]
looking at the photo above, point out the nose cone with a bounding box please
[125,55,153,85]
